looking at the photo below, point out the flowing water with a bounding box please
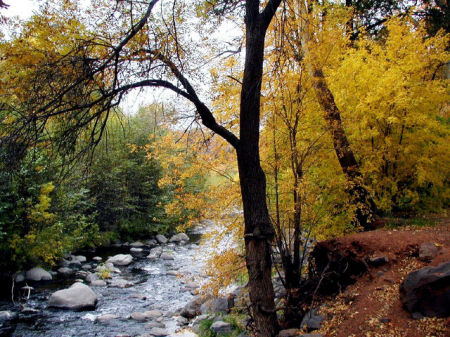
[0,229,209,337]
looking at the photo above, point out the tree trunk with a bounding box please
[310,68,377,230]
[238,2,280,334]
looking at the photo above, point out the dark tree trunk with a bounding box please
[311,68,378,230]
[237,1,282,335]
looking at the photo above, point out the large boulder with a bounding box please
[106,254,133,266]
[26,267,52,281]
[400,261,450,318]
[48,282,98,310]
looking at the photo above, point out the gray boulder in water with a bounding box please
[26,267,52,281]
[106,254,133,266]
[48,282,98,310]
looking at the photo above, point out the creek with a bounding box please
[0,228,209,337]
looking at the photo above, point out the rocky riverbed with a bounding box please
[0,229,211,337]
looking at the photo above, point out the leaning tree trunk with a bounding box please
[310,68,378,230]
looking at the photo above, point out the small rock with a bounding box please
[181,296,203,318]
[109,278,134,288]
[200,296,233,314]
[20,306,39,314]
[130,312,148,321]
[82,264,92,270]
[130,247,143,253]
[26,267,52,281]
[129,294,147,300]
[86,273,99,283]
[156,234,168,244]
[149,327,167,336]
[301,309,325,331]
[130,241,145,247]
[0,311,16,321]
[144,310,162,318]
[278,329,302,337]
[106,254,133,266]
[58,267,73,276]
[176,316,188,325]
[92,256,102,262]
[368,256,389,267]
[14,272,25,283]
[418,242,438,261]
[210,321,233,334]
[169,233,190,243]
[160,252,174,260]
[69,255,87,263]
[146,322,166,328]
[96,314,119,322]
[91,280,107,287]
[167,270,178,276]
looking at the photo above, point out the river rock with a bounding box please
[169,233,189,243]
[156,234,168,244]
[71,255,87,263]
[58,267,73,276]
[149,327,167,336]
[147,247,162,259]
[181,296,204,318]
[48,282,98,310]
[200,296,233,314]
[109,278,134,288]
[81,264,92,270]
[0,311,16,321]
[130,247,143,253]
[301,309,325,331]
[144,310,162,318]
[91,280,107,287]
[278,329,302,337]
[130,241,145,247]
[26,267,52,281]
[160,252,174,260]
[167,270,178,276]
[210,321,233,334]
[418,242,438,261]
[130,312,148,321]
[400,261,450,318]
[146,239,158,246]
[146,322,166,328]
[14,272,25,283]
[92,256,102,262]
[106,254,133,266]
[96,314,119,322]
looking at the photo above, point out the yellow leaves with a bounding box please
[28,182,56,225]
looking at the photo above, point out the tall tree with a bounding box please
[0,0,282,334]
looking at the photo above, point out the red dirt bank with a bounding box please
[310,221,450,337]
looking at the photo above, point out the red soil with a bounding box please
[312,221,450,337]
